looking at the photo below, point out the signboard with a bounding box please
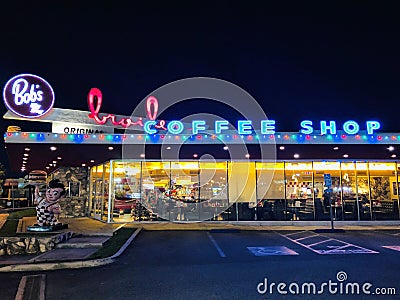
[3,74,55,118]
[2,77,382,136]
[52,122,112,134]
[324,174,332,187]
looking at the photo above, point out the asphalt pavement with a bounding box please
[0,223,400,299]
[1,217,400,272]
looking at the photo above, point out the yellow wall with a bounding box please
[228,162,256,204]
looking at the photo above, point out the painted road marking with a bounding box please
[382,246,400,252]
[247,246,298,256]
[280,231,378,255]
[307,239,334,247]
[284,230,308,237]
[207,232,226,258]
[293,234,319,242]
[15,274,45,300]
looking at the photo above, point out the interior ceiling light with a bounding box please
[343,154,349,158]
[166,146,171,150]
[57,157,62,160]
[23,157,28,160]
[46,166,50,169]
[279,146,285,150]
[391,154,396,158]
[50,146,57,151]
[223,146,229,150]
[82,163,86,167]
[24,148,30,151]
[23,153,29,156]
[333,147,339,150]
[387,146,395,151]
[294,154,299,158]
[90,160,95,163]
[245,154,250,158]
[193,153,198,158]
[108,146,114,150]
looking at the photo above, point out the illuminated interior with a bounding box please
[89,160,400,222]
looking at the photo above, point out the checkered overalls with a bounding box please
[36,197,61,226]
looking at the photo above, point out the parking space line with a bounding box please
[284,230,308,237]
[293,234,319,242]
[207,232,226,258]
[279,231,378,255]
[15,274,45,300]
[325,244,351,253]
[383,246,400,252]
[307,238,333,247]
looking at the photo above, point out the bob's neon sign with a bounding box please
[3,74,55,118]
[87,88,381,135]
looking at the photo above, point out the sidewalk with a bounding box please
[0,214,8,230]
[0,217,126,272]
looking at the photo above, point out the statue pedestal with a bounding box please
[27,223,68,232]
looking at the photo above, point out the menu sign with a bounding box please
[3,74,55,118]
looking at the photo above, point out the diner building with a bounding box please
[2,74,400,224]
[4,130,400,224]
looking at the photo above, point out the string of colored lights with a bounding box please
[4,132,400,144]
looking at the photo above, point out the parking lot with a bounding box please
[104,229,400,299]
[2,228,400,300]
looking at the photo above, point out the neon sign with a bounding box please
[3,74,55,118]
[142,119,381,135]
[300,120,380,135]
[87,88,167,130]
[87,88,381,135]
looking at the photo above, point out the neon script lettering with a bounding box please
[12,79,43,105]
[87,88,166,129]
[88,88,144,128]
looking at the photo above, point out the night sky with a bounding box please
[1,2,399,174]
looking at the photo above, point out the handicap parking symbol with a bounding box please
[247,246,299,256]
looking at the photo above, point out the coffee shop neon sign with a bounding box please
[87,88,166,130]
[87,88,381,135]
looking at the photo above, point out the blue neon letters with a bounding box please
[144,119,381,135]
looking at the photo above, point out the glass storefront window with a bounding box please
[340,162,361,220]
[141,162,170,221]
[356,162,371,220]
[313,162,341,221]
[110,161,141,222]
[228,162,257,221]
[256,162,285,221]
[199,161,228,221]
[89,163,110,221]
[87,159,400,223]
[170,162,200,221]
[368,162,398,220]
[285,162,313,221]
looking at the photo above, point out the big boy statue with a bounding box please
[27,179,68,232]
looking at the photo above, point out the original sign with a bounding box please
[3,74,55,118]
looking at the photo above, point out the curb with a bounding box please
[0,227,142,272]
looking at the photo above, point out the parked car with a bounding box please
[105,198,136,215]
[114,199,136,214]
